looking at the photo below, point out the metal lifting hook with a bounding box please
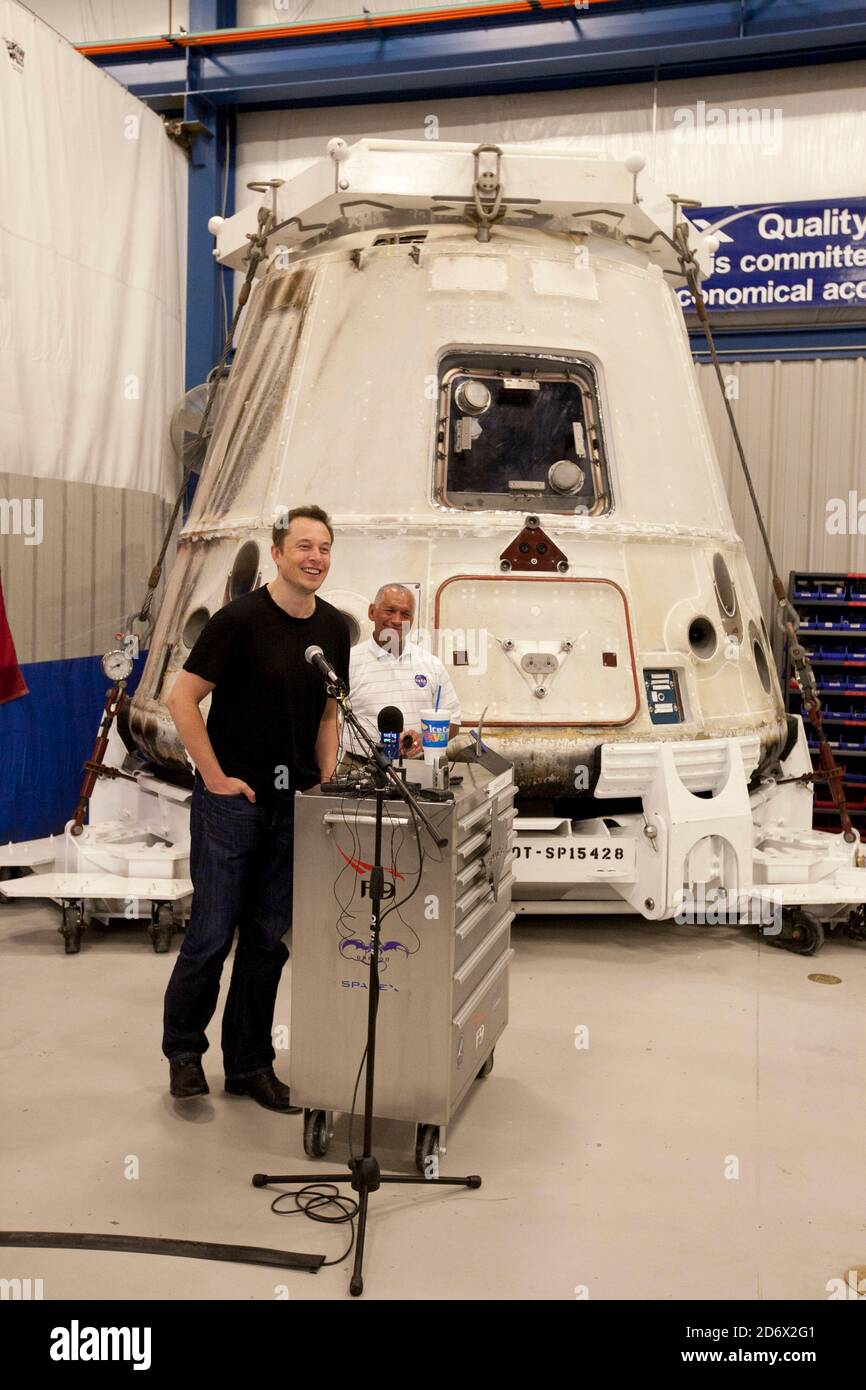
[470,145,504,242]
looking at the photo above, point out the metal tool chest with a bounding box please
[289,757,516,1166]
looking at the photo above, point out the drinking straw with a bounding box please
[434,684,442,711]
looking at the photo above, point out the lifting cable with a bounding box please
[673,222,855,843]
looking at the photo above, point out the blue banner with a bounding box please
[680,200,866,314]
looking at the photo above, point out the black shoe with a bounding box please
[224,1067,301,1113]
[169,1056,208,1098]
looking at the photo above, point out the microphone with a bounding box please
[377,705,404,763]
[304,644,344,689]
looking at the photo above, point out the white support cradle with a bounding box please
[511,722,866,924]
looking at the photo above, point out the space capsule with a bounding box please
[129,139,789,816]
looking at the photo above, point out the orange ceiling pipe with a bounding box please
[76,0,608,57]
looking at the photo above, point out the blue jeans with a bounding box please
[162,775,294,1078]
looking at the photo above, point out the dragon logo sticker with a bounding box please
[339,937,410,973]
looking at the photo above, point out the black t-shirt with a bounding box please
[183,587,350,803]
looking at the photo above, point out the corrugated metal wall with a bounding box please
[0,473,172,664]
[696,358,866,665]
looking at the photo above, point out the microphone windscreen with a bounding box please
[377,705,404,734]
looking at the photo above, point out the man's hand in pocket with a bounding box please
[206,775,256,802]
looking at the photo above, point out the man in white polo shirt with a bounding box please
[345,584,461,763]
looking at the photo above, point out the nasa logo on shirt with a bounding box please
[415,674,428,688]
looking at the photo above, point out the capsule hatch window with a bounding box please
[435,354,611,515]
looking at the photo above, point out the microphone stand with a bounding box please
[251,677,482,1298]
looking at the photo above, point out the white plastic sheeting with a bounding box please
[23,0,509,38]
[16,1,185,42]
[237,0,488,21]
[236,60,866,208]
[0,0,187,500]
[19,1,437,41]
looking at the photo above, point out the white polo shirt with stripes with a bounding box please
[345,637,462,756]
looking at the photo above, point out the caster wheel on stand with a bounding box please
[415,1124,440,1177]
[772,907,825,956]
[150,903,174,953]
[303,1109,332,1158]
[61,901,84,955]
[844,906,866,943]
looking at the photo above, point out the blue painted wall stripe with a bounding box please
[0,656,145,843]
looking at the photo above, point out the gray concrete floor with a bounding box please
[1,898,864,1301]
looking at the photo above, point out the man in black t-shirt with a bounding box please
[162,505,350,1110]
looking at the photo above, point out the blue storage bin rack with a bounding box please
[786,571,866,833]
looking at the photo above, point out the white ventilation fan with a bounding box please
[168,371,227,474]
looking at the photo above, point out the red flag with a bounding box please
[0,570,28,704]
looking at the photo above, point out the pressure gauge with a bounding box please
[101,648,133,682]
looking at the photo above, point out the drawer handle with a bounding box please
[454,912,513,985]
[456,879,490,917]
[458,803,492,834]
[455,858,483,889]
[457,830,488,860]
[322,813,410,827]
[453,948,514,1030]
[456,895,494,941]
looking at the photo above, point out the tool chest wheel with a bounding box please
[303,1109,332,1158]
[415,1124,440,1176]
[477,1050,495,1080]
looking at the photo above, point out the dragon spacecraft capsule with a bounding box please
[128,138,789,811]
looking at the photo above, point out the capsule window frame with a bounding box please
[432,348,614,517]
